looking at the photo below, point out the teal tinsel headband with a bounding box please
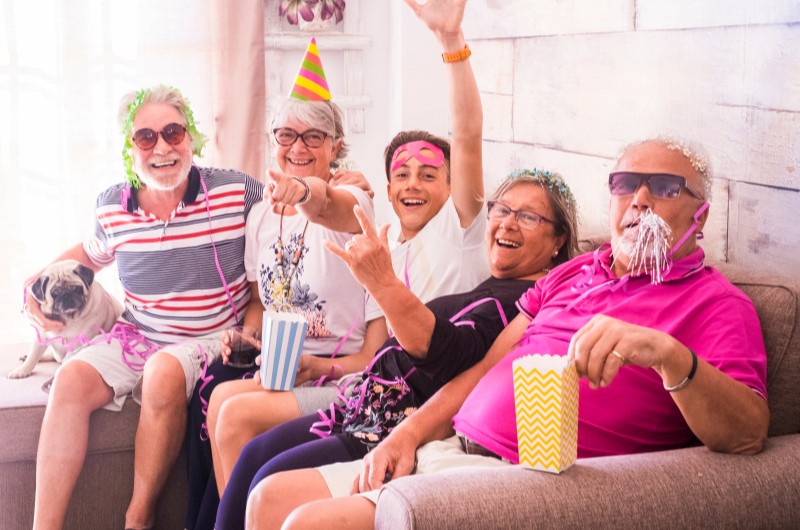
[507,168,576,207]
[121,86,208,188]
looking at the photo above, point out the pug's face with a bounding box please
[31,261,95,323]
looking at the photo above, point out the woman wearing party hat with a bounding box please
[184,38,389,530]
[193,0,490,525]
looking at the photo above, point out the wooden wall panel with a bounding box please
[511,25,800,190]
[728,181,800,275]
[482,93,513,142]
[470,40,514,95]
[462,0,633,39]
[637,0,800,30]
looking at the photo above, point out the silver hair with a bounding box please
[615,136,712,201]
[117,85,204,152]
[268,98,349,163]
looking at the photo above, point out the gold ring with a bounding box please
[610,350,627,364]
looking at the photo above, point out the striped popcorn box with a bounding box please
[513,354,579,474]
[260,312,308,391]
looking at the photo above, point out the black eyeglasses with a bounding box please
[608,172,701,200]
[487,201,555,229]
[273,127,329,148]
[131,123,187,150]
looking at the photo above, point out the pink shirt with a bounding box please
[452,246,767,462]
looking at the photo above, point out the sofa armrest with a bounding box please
[375,434,800,529]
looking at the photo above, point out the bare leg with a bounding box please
[206,378,267,493]
[214,389,302,493]
[124,352,188,529]
[283,496,376,530]
[33,360,114,530]
[245,468,334,530]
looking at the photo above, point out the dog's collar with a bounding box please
[123,166,201,213]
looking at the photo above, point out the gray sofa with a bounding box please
[0,342,186,530]
[2,260,797,529]
[374,261,800,529]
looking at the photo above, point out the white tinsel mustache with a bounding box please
[619,209,672,284]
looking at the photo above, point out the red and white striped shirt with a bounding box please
[84,166,263,344]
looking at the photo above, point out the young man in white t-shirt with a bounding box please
[364,19,489,321]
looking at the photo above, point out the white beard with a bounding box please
[616,209,672,284]
[134,156,191,192]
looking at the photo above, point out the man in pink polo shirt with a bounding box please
[270,137,769,528]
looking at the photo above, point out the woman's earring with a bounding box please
[553,249,559,257]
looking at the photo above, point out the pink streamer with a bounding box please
[199,175,240,323]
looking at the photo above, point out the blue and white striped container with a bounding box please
[260,311,308,391]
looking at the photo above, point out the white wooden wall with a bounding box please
[461,0,800,274]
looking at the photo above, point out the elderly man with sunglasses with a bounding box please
[22,85,267,530]
[278,137,770,528]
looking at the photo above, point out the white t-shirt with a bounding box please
[366,197,489,321]
[245,185,374,356]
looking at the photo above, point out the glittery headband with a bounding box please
[507,168,576,207]
[121,86,208,189]
[390,141,446,172]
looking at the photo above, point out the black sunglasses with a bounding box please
[131,123,187,150]
[273,127,329,148]
[608,172,701,200]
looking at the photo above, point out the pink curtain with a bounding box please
[210,0,267,182]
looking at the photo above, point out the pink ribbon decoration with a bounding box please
[199,175,240,324]
[309,296,509,440]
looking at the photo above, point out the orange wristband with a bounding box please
[442,44,471,64]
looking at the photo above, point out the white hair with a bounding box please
[615,136,712,201]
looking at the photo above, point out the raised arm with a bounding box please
[325,206,436,357]
[405,0,483,226]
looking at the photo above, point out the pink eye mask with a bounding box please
[390,141,445,172]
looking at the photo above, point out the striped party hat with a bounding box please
[289,37,332,101]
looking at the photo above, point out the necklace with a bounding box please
[275,205,310,297]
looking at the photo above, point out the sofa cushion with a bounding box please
[0,344,139,464]
[716,261,800,436]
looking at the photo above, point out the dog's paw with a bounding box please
[7,366,34,379]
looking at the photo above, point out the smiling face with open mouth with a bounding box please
[486,182,564,280]
[131,102,193,192]
[387,154,451,241]
[273,119,339,181]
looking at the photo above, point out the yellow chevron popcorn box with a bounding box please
[513,354,579,473]
[260,312,308,391]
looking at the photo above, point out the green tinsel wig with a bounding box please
[120,85,208,188]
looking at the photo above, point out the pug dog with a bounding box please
[9,260,123,379]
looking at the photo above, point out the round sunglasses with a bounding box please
[608,172,701,200]
[131,123,187,150]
